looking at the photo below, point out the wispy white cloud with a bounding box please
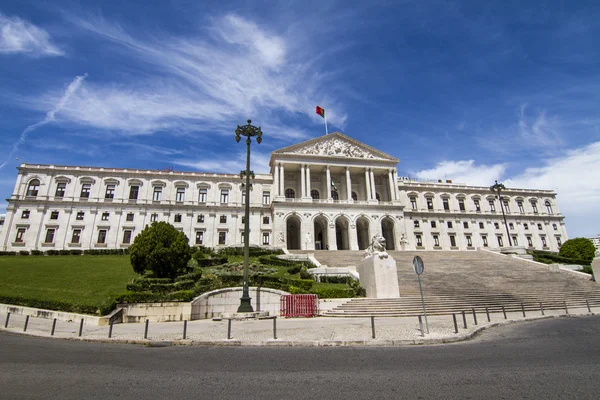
[173,149,272,174]
[0,74,87,169]
[518,104,563,148]
[411,160,506,186]
[0,13,64,56]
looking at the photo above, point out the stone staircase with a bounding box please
[290,250,600,317]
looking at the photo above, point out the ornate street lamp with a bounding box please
[235,119,262,313]
[490,180,513,247]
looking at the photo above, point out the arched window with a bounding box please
[352,191,358,201]
[310,190,319,200]
[26,179,40,197]
[545,201,553,215]
[285,189,295,199]
[375,192,381,201]
[331,191,339,201]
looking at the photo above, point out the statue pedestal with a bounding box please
[358,255,400,298]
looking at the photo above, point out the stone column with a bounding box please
[273,162,279,197]
[306,164,311,198]
[346,167,352,201]
[326,165,332,200]
[279,163,285,196]
[392,168,398,200]
[388,169,395,202]
[300,164,306,199]
[364,168,372,200]
[370,169,376,201]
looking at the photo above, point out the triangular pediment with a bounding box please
[272,132,398,162]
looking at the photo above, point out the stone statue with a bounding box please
[399,233,409,245]
[364,233,388,259]
[277,231,285,243]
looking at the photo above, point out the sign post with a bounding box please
[413,256,429,334]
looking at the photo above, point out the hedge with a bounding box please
[196,258,228,267]
[0,294,115,316]
[310,287,355,298]
[531,250,591,266]
[319,276,354,284]
[175,270,203,282]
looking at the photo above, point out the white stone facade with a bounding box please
[0,132,568,252]
[588,235,600,252]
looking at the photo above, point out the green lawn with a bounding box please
[0,255,136,309]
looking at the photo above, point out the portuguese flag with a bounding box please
[316,106,325,118]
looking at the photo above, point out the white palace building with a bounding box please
[0,133,567,253]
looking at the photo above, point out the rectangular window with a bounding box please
[449,235,456,247]
[531,202,538,213]
[541,236,547,248]
[426,198,433,210]
[537,223,542,230]
[553,224,557,231]
[433,235,440,247]
[524,223,529,230]
[22,210,30,219]
[220,189,229,204]
[443,199,450,211]
[263,216,270,224]
[479,222,484,229]
[546,203,553,215]
[556,236,562,247]
[416,234,423,247]
[197,215,205,223]
[431,221,436,228]
[509,222,514,230]
[527,236,533,247]
[512,236,518,246]
[97,230,107,244]
[263,192,270,205]
[196,231,204,245]
[489,200,496,212]
[497,236,504,247]
[220,215,227,224]
[122,230,132,244]
[129,185,139,200]
[15,228,26,243]
[447,221,453,229]
[150,213,158,222]
[414,220,420,228]
[176,187,185,202]
[482,235,488,247]
[101,212,109,221]
[105,184,115,199]
[174,214,182,223]
[262,232,270,245]
[50,211,59,220]
[474,199,481,212]
[458,199,465,211]
[26,182,39,197]
[80,184,91,198]
[153,187,162,201]
[410,197,417,210]
[503,200,510,213]
[76,211,84,221]
[71,229,81,244]
[44,228,55,244]
[494,222,500,229]
[55,183,66,198]
[199,188,207,203]
[463,222,469,229]
[218,231,226,245]
[126,213,134,222]
[466,235,472,247]
[518,201,524,213]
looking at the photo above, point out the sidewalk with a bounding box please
[1,306,596,347]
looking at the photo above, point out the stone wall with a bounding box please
[190,287,288,320]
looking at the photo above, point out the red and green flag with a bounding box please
[316,106,325,118]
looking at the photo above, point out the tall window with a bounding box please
[414,220,420,228]
[105,184,115,199]
[375,193,381,201]
[474,199,481,212]
[196,231,204,245]
[97,230,107,244]
[153,187,162,201]
[479,222,484,229]
[331,191,339,201]
[263,191,271,204]
[44,228,55,244]
[524,223,529,230]
[553,224,557,231]
[26,179,40,197]
[497,236,503,247]
[541,236,547,247]
[129,185,139,200]
[531,201,538,213]
[199,188,207,202]
[15,228,26,243]
[150,213,158,222]
[556,236,562,247]
[433,234,440,247]
[71,229,81,244]
[449,235,456,247]
[447,221,453,229]
[311,190,319,200]
[352,192,358,201]
[545,201,553,214]
[262,232,270,245]
[80,184,91,198]
[415,234,422,247]
[509,222,514,230]
[494,222,499,229]
[218,231,226,245]
[126,213,134,222]
[123,230,132,244]
[458,199,465,211]
[527,236,533,247]
[426,198,433,210]
[410,196,417,209]
[537,223,542,230]
[176,187,185,202]
[517,201,524,213]
[503,200,510,213]
[466,235,472,247]
[482,235,488,247]
[443,198,450,211]
[463,222,469,229]
[489,200,496,212]
[431,221,436,228]
[285,189,295,199]
[512,236,518,246]
[220,189,229,203]
[55,183,66,198]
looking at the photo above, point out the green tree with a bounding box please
[558,238,596,262]
[129,222,192,278]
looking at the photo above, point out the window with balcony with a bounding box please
[122,230,132,244]
[153,187,162,201]
[410,197,417,210]
[195,231,204,245]
[197,214,205,223]
[44,228,55,244]
[310,190,319,200]
[97,230,107,244]
[50,211,59,220]
[220,189,229,203]
[15,228,26,243]
[129,185,139,200]
[80,183,91,198]
[26,179,40,197]
[71,229,81,244]
[174,214,182,223]
[55,183,66,198]
[262,232,270,245]
[176,187,185,202]
[105,184,115,199]
[126,213,134,222]
[198,188,207,203]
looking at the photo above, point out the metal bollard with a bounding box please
[540,302,545,316]
[78,318,84,337]
[472,308,478,325]
[485,307,490,322]
[418,315,424,337]
[144,319,149,339]
[51,318,57,336]
[4,312,10,328]
[24,315,30,332]
[502,306,507,319]
[273,317,277,340]
[586,300,591,313]
[521,303,526,318]
[462,310,467,329]
[108,320,114,338]
[183,320,187,340]
[227,319,232,340]
[370,316,376,339]
[452,313,458,334]
[564,301,569,314]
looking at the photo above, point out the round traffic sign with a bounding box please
[413,255,424,275]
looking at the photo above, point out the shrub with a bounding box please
[46,250,59,256]
[59,250,71,256]
[30,250,44,256]
[299,268,312,280]
[19,250,30,256]
[531,250,591,266]
[319,276,354,284]
[558,238,596,262]
[310,287,355,298]
[287,264,302,274]
[175,270,203,282]
[196,258,228,267]
[70,250,82,256]
[0,251,17,256]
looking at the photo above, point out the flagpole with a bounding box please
[325,110,328,135]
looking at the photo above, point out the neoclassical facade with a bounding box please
[0,133,568,252]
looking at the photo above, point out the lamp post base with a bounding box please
[237,295,254,313]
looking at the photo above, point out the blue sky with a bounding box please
[1,0,599,237]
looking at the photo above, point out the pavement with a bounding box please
[1,305,597,346]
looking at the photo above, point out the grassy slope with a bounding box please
[0,255,136,306]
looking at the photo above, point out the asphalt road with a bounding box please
[1,316,599,400]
